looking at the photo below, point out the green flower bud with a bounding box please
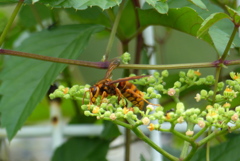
[194,108,200,114]
[235,106,240,112]
[155,106,163,112]
[63,94,71,99]
[100,103,108,108]
[55,90,65,97]
[133,107,140,113]
[200,90,208,97]
[155,94,161,99]
[81,105,88,110]
[230,72,236,79]
[99,108,105,113]
[227,80,236,86]
[154,111,164,118]
[179,78,185,83]
[213,103,220,109]
[148,76,156,83]
[84,111,91,116]
[217,82,225,90]
[49,93,55,99]
[208,90,214,96]
[126,111,134,117]
[215,94,222,101]
[106,104,114,110]
[104,111,111,117]
[161,70,169,77]
[234,84,240,91]
[154,84,164,91]
[147,87,155,93]
[174,81,181,88]
[227,110,235,117]
[116,112,123,118]
[179,71,186,77]
[201,111,207,116]
[121,52,131,64]
[149,115,156,120]
[218,107,225,114]
[187,69,195,78]
[153,72,160,78]
[150,92,157,98]
[185,109,193,116]
[116,108,123,112]
[58,85,65,90]
[176,102,185,111]
[206,75,214,81]
[206,115,213,122]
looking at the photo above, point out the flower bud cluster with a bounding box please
[121,52,131,64]
[49,70,240,135]
[49,84,90,101]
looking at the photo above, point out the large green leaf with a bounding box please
[145,0,169,14]
[138,7,213,45]
[52,137,110,161]
[0,24,104,140]
[0,0,122,10]
[38,0,122,10]
[65,7,111,27]
[100,120,121,140]
[18,3,52,29]
[197,12,231,37]
[192,135,240,161]
[187,0,207,10]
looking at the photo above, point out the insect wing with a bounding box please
[105,75,150,85]
[104,58,121,79]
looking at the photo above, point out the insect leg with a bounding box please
[100,91,108,105]
[115,88,128,107]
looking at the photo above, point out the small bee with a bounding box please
[86,59,159,109]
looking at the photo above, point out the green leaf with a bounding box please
[66,7,111,27]
[197,12,231,37]
[192,135,240,161]
[101,120,121,140]
[0,24,104,140]
[226,5,240,25]
[209,27,234,55]
[138,7,212,44]
[19,3,51,29]
[117,0,137,39]
[145,0,169,14]
[187,0,207,10]
[52,137,110,161]
[38,0,122,10]
[0,0,122,9]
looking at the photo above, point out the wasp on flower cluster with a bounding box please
[84,59,159,110]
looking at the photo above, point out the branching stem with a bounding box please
[0,0,24,47]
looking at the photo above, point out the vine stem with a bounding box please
[180,122,194,159]
[206,126,212,161]
[104,1,126,60]
[3,48,240,70]
[0,0,24,47]
[212,26,238,101]
[132,127,179,161]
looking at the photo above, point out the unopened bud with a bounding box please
[142,117,150,125]
[186,130,194,136]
